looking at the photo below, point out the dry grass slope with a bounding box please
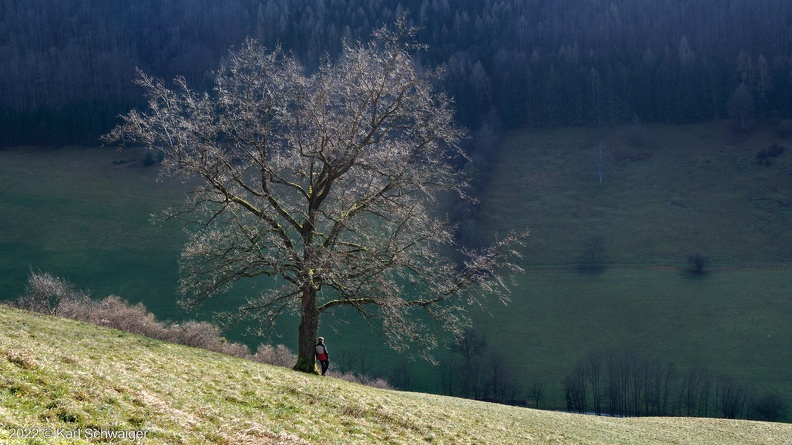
[0,306,790,444]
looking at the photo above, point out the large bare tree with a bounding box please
[104,22,523,373]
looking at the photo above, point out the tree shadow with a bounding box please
[681,269,711,279]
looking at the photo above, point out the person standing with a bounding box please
[315,337,329,376]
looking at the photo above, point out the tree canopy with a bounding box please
[104,22,524,372]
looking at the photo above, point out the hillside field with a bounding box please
[474,121,792,411]
[1,305,792,444]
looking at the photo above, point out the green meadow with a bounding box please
[0,146,189,317]
[1,120,791,415]
[475,121,792,411]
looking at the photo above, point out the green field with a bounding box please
[0,146,190,317]
[474,121,792,411]
[480,121,792,265]
[2,305,792,444]
[1,121,791,416]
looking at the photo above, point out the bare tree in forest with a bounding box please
[563,362,588,413]
[451,328,489,399]
[438,353,461,396]
[717,375,747,419]
[727,83,755,133]
[752,391,786,422]
[484,349,520,403]
[587,352,604,415]
[390,359,416,391]
[679,368,712,417]
[103,21,524,373]
[528,382,545,409]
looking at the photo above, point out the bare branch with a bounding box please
[103,21,524,369]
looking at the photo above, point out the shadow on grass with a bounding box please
[577,263,607,274]
[681,269,712,279]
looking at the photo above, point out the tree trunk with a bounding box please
[293,286,320,374]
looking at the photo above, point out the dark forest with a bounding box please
[1,0,791,146]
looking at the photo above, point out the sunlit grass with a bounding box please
[0,305,791,444]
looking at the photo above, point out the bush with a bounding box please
[755,144,785,166]
[752,391,786,422]
[687,253,709,274]
[12,271,393,388]
[167,321,223,348]
[56,293,94,320]
[14,271,254,358]
[253,344,296,367]
[86,295,164,339]
[14,271,89,315]
[217,341,254,359]
[579,235,605,273]
[334,372,393,390]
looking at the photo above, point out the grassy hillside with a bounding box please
[479,121,792,266]
[471,121,792,411]
[1,305,791,445]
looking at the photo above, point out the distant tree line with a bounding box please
[563,349,787,422]
[437,329,526,405]
[2,0,792,146]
